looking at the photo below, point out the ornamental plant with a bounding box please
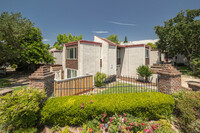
[84,113,173,133]
[41,92,174,126]
[94,72,107,87]
[137,65,153,82]
[0,87,46,132]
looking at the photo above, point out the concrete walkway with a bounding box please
[181,75,200,88]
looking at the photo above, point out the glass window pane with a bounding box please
[70,48,73,58]
[67,69,71,78]
[74,48,77,59]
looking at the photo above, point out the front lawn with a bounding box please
[98,82,157,94]
[0,78,11,88]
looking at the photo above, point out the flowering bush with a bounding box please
[84,113,173,133]
[41,92,174,126]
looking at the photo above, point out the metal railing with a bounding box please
[54,75,158,97]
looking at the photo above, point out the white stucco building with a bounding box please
[61,36,163,79]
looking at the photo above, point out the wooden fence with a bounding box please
[54,75,93,97]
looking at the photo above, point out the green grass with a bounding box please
[179,66,193,76]
[0,78,11,88]
[12,86,28,92]
[98,82,157,94]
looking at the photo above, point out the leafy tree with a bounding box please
[107,34,120,44]
[13,27,54,71]
[154,9,200,72]
[146,43,157,49]
[0,12,54,71]
[124,36,128,43]
[0,12,33,66]
[137,65,153,82]
[53,33,82,50]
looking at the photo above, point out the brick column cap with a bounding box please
[157,64,181,76]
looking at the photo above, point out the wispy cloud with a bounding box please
[92,31,109,34]
[42,39,50,42]
[109,21,136,26]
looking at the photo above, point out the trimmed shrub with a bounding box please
[172,91,200,133]
[0,88,46,132]
[137,65,153,82]
[41,92,174,126]
[94,72,107,87]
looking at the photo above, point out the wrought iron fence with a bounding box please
[54,75,158,97]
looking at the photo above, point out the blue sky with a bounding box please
[0,0,199,46]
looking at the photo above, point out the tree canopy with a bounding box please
[146,43,157,49]
[107,34,120,44]
[53,33,82,50]
[0,12,54,71]
[154,9,200,72]
[124,36,128,43]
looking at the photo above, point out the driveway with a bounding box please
[181,75,200,88]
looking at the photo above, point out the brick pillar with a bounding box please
[29,65,55,97]
[157,64,181,94]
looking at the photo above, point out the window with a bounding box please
[67,47,77,59]
[145,49,149,58]
[67,69,77,78]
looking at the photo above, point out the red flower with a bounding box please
[101,118,104,122]
[99,124,103,128]
[144,129,153,133]
[119,115,121,117]
[81,103,84,108]
[129,122,133,126]
[123,113,127,117]
[126,127,129,130]
[110,117,114,120]
[152,124,157,130]
[103,113,107,118]
[145,124,147,126]
[89,100,93,103]
[89,128,93,133]
[124,118,126,122]
[141,123,144,126]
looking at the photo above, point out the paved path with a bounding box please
[181,75,200,88]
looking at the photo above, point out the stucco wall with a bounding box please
[78,43,101,76]
[94,36,109,75]
[173,54,188,65]
[52,52,62,65]
[150,50,160,66]
[108,46,117,75]
[121,46,145,77]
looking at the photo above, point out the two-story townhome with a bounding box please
[62,36,156,79]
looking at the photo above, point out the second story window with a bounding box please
[67,47,77,59]
[145,48,149,58]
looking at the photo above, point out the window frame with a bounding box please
[67,47,77,59]
[67,69,77,78]
[145,48,149,58]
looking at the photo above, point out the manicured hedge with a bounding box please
[41,92,174,126]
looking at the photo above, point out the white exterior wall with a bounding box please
[108,46,117,75]
[52,52,63,65]
[150,50,160,66]
[121,47,145,77]
[173,54,188,65]
[94,36,117,75]
[62,46,67,79]
[78,43,101,76]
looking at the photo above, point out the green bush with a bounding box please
[172,91,200,133]
[0,88,46,132]
[137,65,153,82]
[41,92,174,126]
[94,72,107,87]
